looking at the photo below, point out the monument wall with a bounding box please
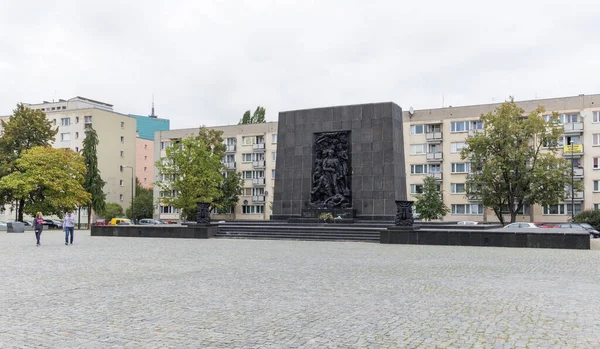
[272,102,407,220]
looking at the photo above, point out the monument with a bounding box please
[272,102,409,221]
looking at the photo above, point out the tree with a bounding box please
[0,146,91,217]
[238,106,266,124]
[414,175,449,221]
[212,170,243,215]
[462,98,579,225]
[103,203,124,222]
[81,127,107,227]
[573,209,600,230]
[126,178,154,220]
[0,104,57,220]
[155,127,226,220]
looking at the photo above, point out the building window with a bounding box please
[62,106,66,110]
[53,119,56,126]
[471,120,483,130]
[120,136,124,143]
[272,134,277,143]
[75,147,79,152]
[429,164,441,173]
[144,178,147,183]
[451,163,470,173]
[594,158,600,169]
[594,134,600,146]
[272,169,275,179]
[120,165,123,172]
[451,142,466,153]
[272,152,277,161]
[61,133,70,141]
[450,121,470,133]
[159,206,179,214]
[120,151,124,158]
[121,122,124,129]
[452,204,483,215]
[410,164,428,174]
[410,125,425,135]
[144,144,147,150]
[84,115,92,123]
[61,118,70,126]
[75,132,79,139]
[242,205,265,214]
[160,141,170,150]
[451,183,466,194]
[242,136,254,145]
[242,154,252,162]
[594,204,600,211]
[543,204,581,215]
[120,180,124,187]
[75,117,79,124]
[242,171,252,179]
[119,194,124,202]
[144,156,148,161]
[144,167,147,172]
[410,144,427,155]
[594,111,600,123]
[594,180,600,192]
[410,184,423,194]
[242,188,252,196]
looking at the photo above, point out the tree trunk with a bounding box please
[17,198,25,221]
[494,209,504,226]
[511,212,517,223]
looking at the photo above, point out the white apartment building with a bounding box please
[0,97,137,222]
[404,93,600,223]
[153,122,278,222]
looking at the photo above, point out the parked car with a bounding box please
[535,223,556,228]
[40,219,61,229]
[0,221,6,227]
[557,223,600,238]
[7,219,32,226]
[138,219,163,225]
[457,221,479,225]
[504,222,539,229]
[94,219,107,226]
[109,218,132,225]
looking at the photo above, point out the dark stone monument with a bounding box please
[272,102,407,221]
[394,200,414,226]
[196,202,211,224]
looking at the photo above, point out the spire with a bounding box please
[149,94,157,118]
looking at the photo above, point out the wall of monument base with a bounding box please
[91,225,217,239]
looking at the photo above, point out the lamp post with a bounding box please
[123,166,135,222]
[570,141,575,222]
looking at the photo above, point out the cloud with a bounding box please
[1,0,599,128]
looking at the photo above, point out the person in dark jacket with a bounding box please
[33,212,44,246]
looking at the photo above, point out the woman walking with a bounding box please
[33,212,44,246]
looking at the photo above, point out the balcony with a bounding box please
[425,132,442,142]
[566,190,584,201]
[252,160,265,169]
[224,162,236,170]
[252,143,265,152]
[252,195,265,203]
[563,122,584,134]
[252,178,266,186]
[468,128,483,136]
[225,145,236,153]
[563,144,583,157]
[426,152,443,162]
[573,168,584,178]
[431,173,443,181]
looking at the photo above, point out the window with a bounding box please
[159,206,179,214]
[242,205,265,214]
[144,167,147,172]
[451,142,466,153]
[242,188,252,196]
[144,156,148,161]
[410,164,428,174]
[52,119,56,126]
[594,111,600,123]
[595,181,600,192]
[120,136,124,143]
[160,141,170,150]
[144,178,147,183]
[242,136,254,145]
[451,183,466,194]
[84,115,92,123]
[120,151,124,158]
[594,134,600,146]
[242,171,253,179]
[119,194,124,202]
[120,165,123,172]
[451,163,470,173]
[272,152,277,161]
[120,180,124,187]
[471,120,483,130]
[75,147,79,152]
[563,113,579,124]
[410,144,427,155]
[62,106,66,110]
[595,204,600,211]
[75,117,79,124]
[272,169,276,179]
[410,125,425,134]
[595,158,600,169]
[120,122,124,129]
[144,144,148,150]
[543,204,574,215]
[428,164,441,173]
[61,133,70,141]
[272,134,278,143]
[61,118,70,126]
[75,132,79,139]
[242,153,252,162]
[410,184,423,194]
[450,121,469,132]
[451,204,483,215]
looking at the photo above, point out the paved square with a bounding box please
[1,231,599,348]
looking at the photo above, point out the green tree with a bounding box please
[238,106,266,124]
[573,209,600,230]
[462,98,579,225]
[0,104,57,220]
[0,146,91,217]
[155,127,226,220]
[103,203,124,222]
[126,179,154,220]
[212,170,243,215]
[81,127,106,227]
[414,175,449,221]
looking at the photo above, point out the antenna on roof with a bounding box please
[149,94,157,118]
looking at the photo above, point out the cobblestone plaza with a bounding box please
[1,232,599,348]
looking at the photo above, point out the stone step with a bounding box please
[214,232,379,242]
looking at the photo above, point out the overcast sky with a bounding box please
[1,0,599,129]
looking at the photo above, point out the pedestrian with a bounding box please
[33,212,44,247]
[63,211,76,246]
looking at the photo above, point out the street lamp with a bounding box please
[570,141,575,222]
[123,165,135,222]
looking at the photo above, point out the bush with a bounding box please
[103,203,124,222]
[318,212,334,222]
[573,209,600,230]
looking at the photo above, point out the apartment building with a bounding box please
[153,122,278,222]
[130,113,170,189]
[0,97,137,221]
[404,94,600,223]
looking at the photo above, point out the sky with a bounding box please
[1,0,599,129]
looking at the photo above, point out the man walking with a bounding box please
[64,211,76,245]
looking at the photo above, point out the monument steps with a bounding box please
[215,223,381,242]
